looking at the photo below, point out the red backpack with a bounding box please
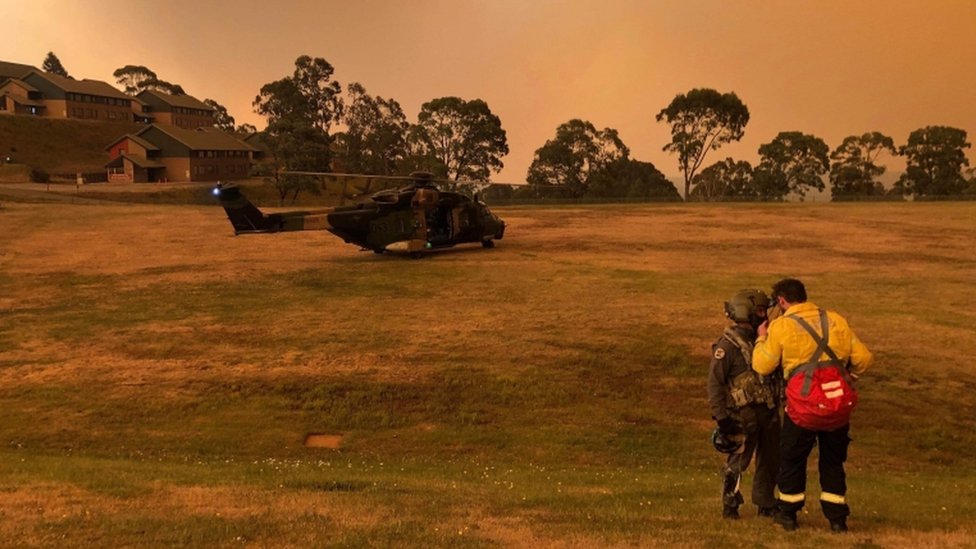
[784,310,858,431]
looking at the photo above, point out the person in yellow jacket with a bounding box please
[753,278,873,533]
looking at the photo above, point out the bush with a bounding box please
[29,167,50,183]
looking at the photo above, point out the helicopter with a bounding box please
[212,171,506,257]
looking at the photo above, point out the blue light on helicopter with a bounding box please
[212,187,221,196]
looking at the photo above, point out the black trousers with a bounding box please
[777,414,851,522]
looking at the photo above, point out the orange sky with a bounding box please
[6,0,976,185]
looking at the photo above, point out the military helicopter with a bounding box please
[212,171,506,257]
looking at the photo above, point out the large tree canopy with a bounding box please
[253,55,343,203]
[526,119,629,198]
[656,88,750,199]
[409,97,508,182]
[754,131,830,201]
[203,98,235,132]
[112,65,184,95]
[587,158,680,200]
[895,126,971,197]
[829,132,896,200]
[41,52,69,77]
[333,82,409,175]
[689,158,756,201]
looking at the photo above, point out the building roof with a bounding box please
[0,78,38,93]
[105,154,166,169]
[137,89,214,111]
[24,70,130,100]
[105,133,161,152]
[138,124,257,152]
[0,60,38,80]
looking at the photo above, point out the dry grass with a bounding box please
[1,198,975,547]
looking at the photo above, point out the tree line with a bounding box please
[39,52,976,201]
[657,89,974,201]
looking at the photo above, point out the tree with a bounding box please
[204,98,236,132]
[689,158,756,201]
[254,56,343,203]
[290,55,344,134]
[656,88,750,198]
[113,65,185,96]
[895,126,971,198]
[42,52,69,77]
[408,97,509,182]
[114,65,157,95]
[334,82,409,175]
[587,158,680,200]
[142,79,185,95]
[526,119,628,198]
[828,132,896,200]
[235,123,257,138]
[754,131,830,201]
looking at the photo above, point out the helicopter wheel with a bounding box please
[482,240,495,249]
[409,252,425,259]
[373,249,385,254]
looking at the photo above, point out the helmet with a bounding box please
[711,428,743,454]
[724,289,770,327]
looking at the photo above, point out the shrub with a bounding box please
[29,167,50,183]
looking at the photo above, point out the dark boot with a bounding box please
[723,506,740,520]
[773,509,798,531]
[757,506,776,518]
[830,519,848,532]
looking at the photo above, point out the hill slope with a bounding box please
[0,115,142,174]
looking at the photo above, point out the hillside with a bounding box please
[0,115,142,175]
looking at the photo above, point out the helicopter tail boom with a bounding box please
[213,184,333,235]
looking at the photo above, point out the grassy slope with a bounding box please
[0,115,142,174]
[0,200,974,547]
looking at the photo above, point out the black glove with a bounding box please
[717,417,742,436]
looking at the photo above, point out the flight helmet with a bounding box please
[724,289,770,329]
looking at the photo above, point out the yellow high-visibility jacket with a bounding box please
[752,302,873,377]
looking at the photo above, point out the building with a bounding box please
[0,60,38,82]
[135,90,214,128]
[105,123,256,182]
[1,70,133,121]
[0,79,46,116]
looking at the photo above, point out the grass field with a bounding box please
[1,196,975,548]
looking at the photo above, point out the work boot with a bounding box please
[830,519,848,533]
[722,506,740,520]
[757,506,776,518]
[773,510,798,531]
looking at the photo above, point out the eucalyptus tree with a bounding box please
[113,65,184,95]
[408,97,508,182]
[335,82,409,175]
[829,132,896,200]
[689,158,756,201]
[526,119,629,198]
[204,98,236,132]
[656,88,750,198]
[895,126,971,197]
[253,55,344,203]
[754,132,830,201]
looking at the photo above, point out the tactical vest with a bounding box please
[723,327,777,410]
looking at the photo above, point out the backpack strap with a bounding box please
[786,309,843,396]
[722,326,754,366]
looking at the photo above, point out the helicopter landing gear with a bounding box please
[409,252,425,259]
[482,240,495,249]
